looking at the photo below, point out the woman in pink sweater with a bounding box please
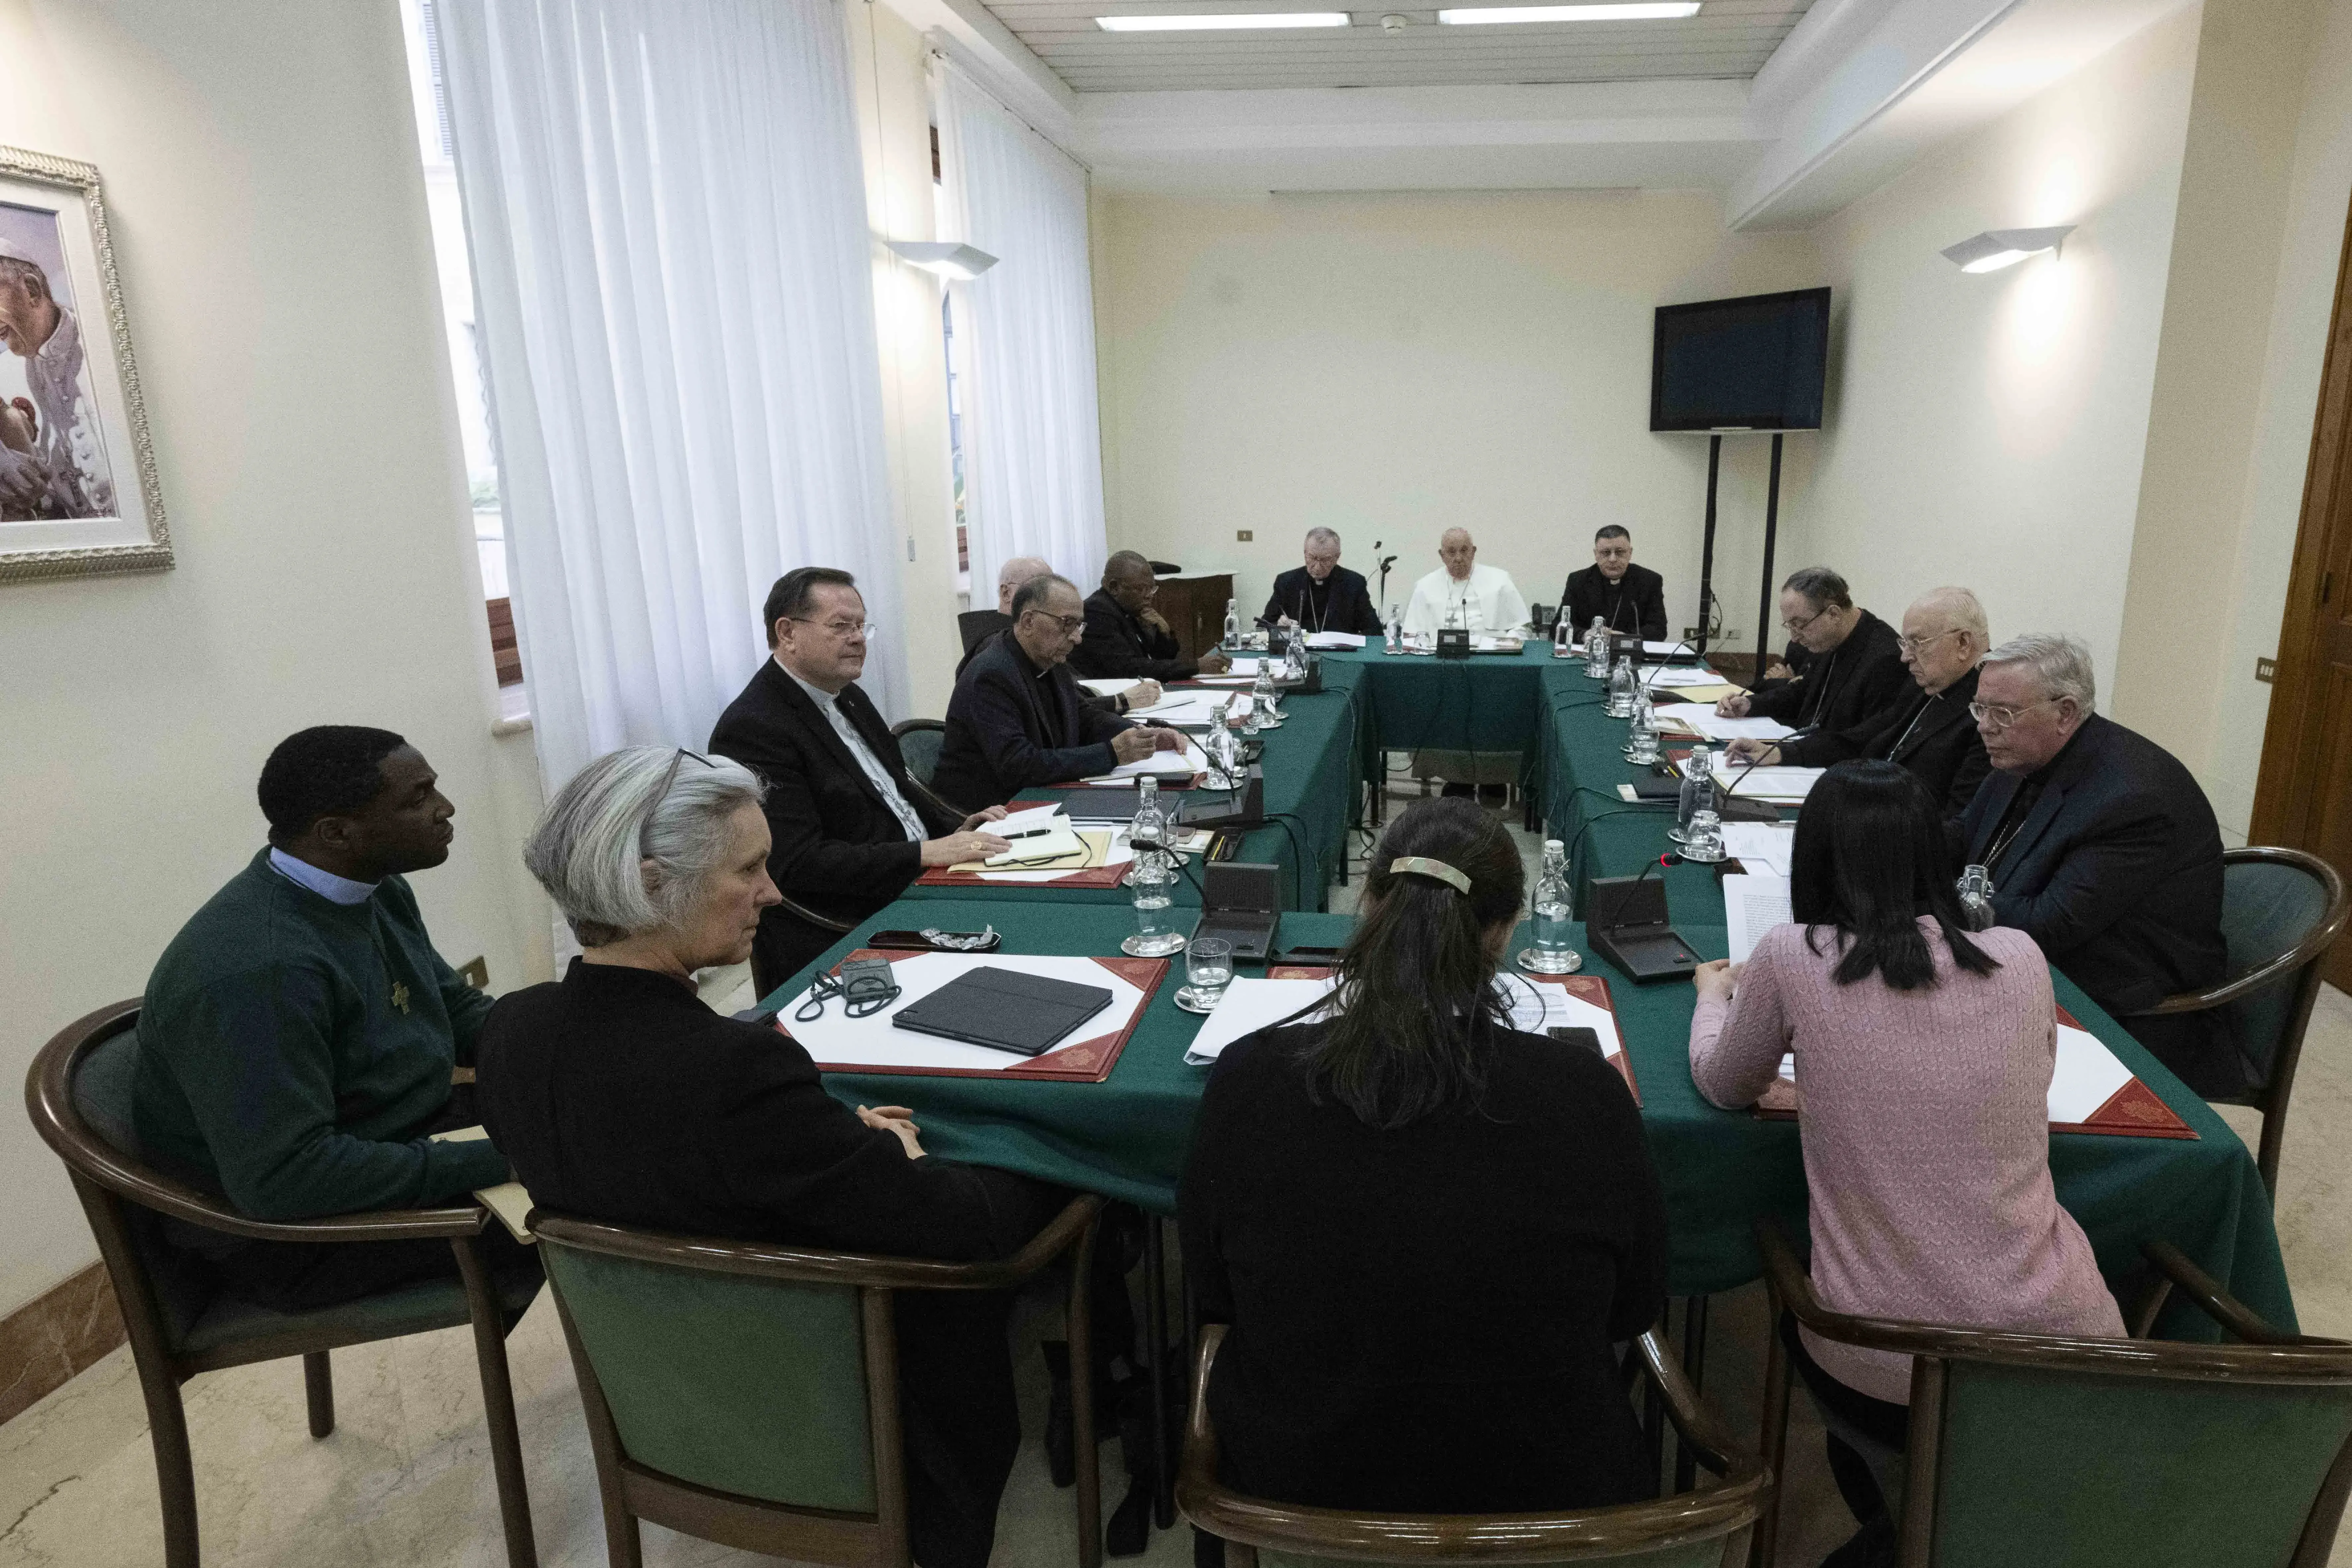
[1689,760,2120,1567]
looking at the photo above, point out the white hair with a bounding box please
[1983,632,2096,712]
[524,747,766,944]
[1913,585,1990,644]
[1304,527,1341,549]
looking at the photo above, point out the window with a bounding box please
[400,0,523,690]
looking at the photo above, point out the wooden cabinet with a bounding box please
[1155,573,1236,661]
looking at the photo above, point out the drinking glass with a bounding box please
[1181,936,1236,1009]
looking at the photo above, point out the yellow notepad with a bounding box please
[430,1124,536,1244]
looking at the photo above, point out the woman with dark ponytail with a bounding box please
[1176,796,1668,1522]
[1689,760,2121,1568]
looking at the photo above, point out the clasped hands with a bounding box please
[1111,725,1186,765]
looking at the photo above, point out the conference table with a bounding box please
[771,643,2295,1530]
[785,641,2291,1321]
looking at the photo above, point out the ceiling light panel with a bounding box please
[1094,11,1352,29]
[1437,3,1702,21]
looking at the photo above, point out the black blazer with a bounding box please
[1747,609,1909,734]
[1178,1020,1668,1515]
[1263,566,1383,636]
[1780,665,1991,823]
[1558,563,1668,642]
[709,659,957,995]
[478,960,1036,1257]
[1959,714,2232,1092]
[1068,588,1198,682]
[934,633,1133,812]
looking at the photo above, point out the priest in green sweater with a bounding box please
[134,725,534,1311]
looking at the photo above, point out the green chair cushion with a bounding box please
[1931,1358,2352,1568]
[543,1240,877,1513]
[2218,860,2333,1087]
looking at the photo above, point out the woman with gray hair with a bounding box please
[475,745,1081,1568]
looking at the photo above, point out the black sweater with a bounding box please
[1177,1020,1669,1514]
[1778,664,1991,824]
[1559,563,1669,642]
[476,960,1037,1257]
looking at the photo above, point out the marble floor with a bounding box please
[7,781,2351,1567]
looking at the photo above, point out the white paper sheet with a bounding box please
[787,952,1150,1073]
[1719,766,1824,803]
[2048,1024,2137,1123]
[1655,703,1797,743]
[1723,872,1793,962]
[1719,822,1796,875]
[1079,678,1140,699]
[1223,657,1264,676]
[1304,631,1367,650]
[1184,977,1338,1064]
[1084,738,1210,782]
[1127,693,1250,725]
[1643,666,1732,689]
[1181,972,1625,1066]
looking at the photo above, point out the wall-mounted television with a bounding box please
[1650,287,1831,433]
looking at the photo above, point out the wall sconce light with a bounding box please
[1940,226,2074,274]
[885,241,998,279]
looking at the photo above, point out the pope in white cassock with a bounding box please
[1403,528,1529,637]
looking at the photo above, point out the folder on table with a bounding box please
[890,966,1114,1057]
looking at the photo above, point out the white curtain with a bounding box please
[934,61,1108,602]
[435,0,905,792]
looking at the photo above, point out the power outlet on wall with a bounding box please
[2256,657,2277,684]
[458,955,490,989]
[1236,530,1253,541]
[1683,627,1739,644]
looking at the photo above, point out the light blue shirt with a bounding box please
[267,846,378,906]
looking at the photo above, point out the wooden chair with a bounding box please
[1751,1217,2352,1568]
[533,1196,1105,1568]
[890,716,964,823]
[1177,1324,1769,1567]
[2122,845,2348,1193]
[23,1000,541,1568]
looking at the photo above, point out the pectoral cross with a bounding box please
[391,981,412,1015]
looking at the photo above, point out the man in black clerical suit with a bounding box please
[1070,551,1230,683]
[711,566,1015,996]
[1557,526,1668,642]
[1264,527,1383,636]
[1958,634,2231,1095]
[1714,565,1908,736]
[935,573,1184,811]
[1726,586,1992,825]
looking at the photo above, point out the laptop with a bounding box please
[1191,861,1281,963]
[890,967,1114,1057]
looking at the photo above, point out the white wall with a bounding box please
[0,0,542,1316]
[1091,188,1822,652]
[2204,0,2352,832]
[1788,5,2201,687]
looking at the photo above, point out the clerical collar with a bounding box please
[775,656,850,709]
[268,846,378,905]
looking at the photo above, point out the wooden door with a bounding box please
[1154,573,1236,662]
[2250,188,2352,992]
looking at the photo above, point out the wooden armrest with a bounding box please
[2141,1241,2343,1346]
[776,893,855,935]
[528,1194,1103,1291]
[1632,1328,1742,1475]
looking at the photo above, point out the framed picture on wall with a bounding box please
[0,145,168,583]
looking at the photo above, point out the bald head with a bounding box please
[1439,528,1476,581]
[1898,585,1992,695]
[996,556,1052,615]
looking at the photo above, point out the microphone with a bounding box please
[1585,851,1700,983]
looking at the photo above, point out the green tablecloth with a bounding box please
[773,899,2294,1332]
[900,658,1368,913]
[1321,644,1556,762]
[1536,663,1734,914]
